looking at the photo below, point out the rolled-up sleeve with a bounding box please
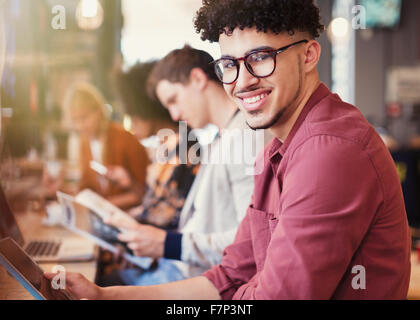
[202,209,257,300]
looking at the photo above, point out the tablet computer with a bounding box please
[0,237,74,300]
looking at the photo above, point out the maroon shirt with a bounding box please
[203,84,411,299]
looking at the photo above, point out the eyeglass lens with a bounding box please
[215,51,275,84]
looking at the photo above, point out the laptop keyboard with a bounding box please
[25,241,61,257]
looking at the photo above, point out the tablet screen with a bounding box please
[0,238,74,300]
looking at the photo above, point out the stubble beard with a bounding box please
[246,60,303,131]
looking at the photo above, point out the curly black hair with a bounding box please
[194,0,325,43]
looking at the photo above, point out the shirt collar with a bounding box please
[269,83,331,160]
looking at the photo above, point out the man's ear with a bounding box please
[189,68,209,91]
[303,40,321,73]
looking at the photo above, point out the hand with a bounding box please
[44,272,104,300]
[128,205,144,218]
[118,224,167,259]
[106,166,132,189]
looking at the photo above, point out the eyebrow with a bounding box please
[221,46,275,59]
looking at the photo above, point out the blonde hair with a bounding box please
[64,82,111,121]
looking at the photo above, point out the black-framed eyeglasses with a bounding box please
[212,39,309,85]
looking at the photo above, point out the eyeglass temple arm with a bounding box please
[275,40,309,54]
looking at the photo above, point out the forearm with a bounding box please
[100,276,221,300]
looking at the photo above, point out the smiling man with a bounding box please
[46,0,411,299]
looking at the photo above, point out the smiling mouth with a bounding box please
[243,92,270,104]
[237,90,272,112]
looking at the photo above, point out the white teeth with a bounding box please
[243,93,268,104]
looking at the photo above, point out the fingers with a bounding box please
[104,214,139,230]
[44,272,101,300]
[105,166,131,187]
[104,215,119,227]
[105,167,122,185]
[117,230,142,242]
[127,242,149,257]
[127,242,144,251]
[104,214,123,227]
[44,272,57,280]
[43,271,85,288]
[44,271,79,279]
[128,205,143,217]
[106,167,120,180]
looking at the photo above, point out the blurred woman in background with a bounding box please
[64,82,149,209]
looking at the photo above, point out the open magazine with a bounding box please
[75,189,139,232]
[57,189,153,270]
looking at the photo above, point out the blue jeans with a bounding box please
[118,258,186,286]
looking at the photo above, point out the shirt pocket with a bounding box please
[248,206,276,271]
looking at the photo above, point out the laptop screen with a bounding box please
[0,186,24,245]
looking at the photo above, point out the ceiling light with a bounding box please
[76,0,104,30]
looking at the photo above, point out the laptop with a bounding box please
[0,237,74,300]
[0,186,95,262]
[57,190,153,270]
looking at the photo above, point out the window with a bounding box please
[121,0,220,65]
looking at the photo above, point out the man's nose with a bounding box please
[235,61,260,91]
[169,107,181,122]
